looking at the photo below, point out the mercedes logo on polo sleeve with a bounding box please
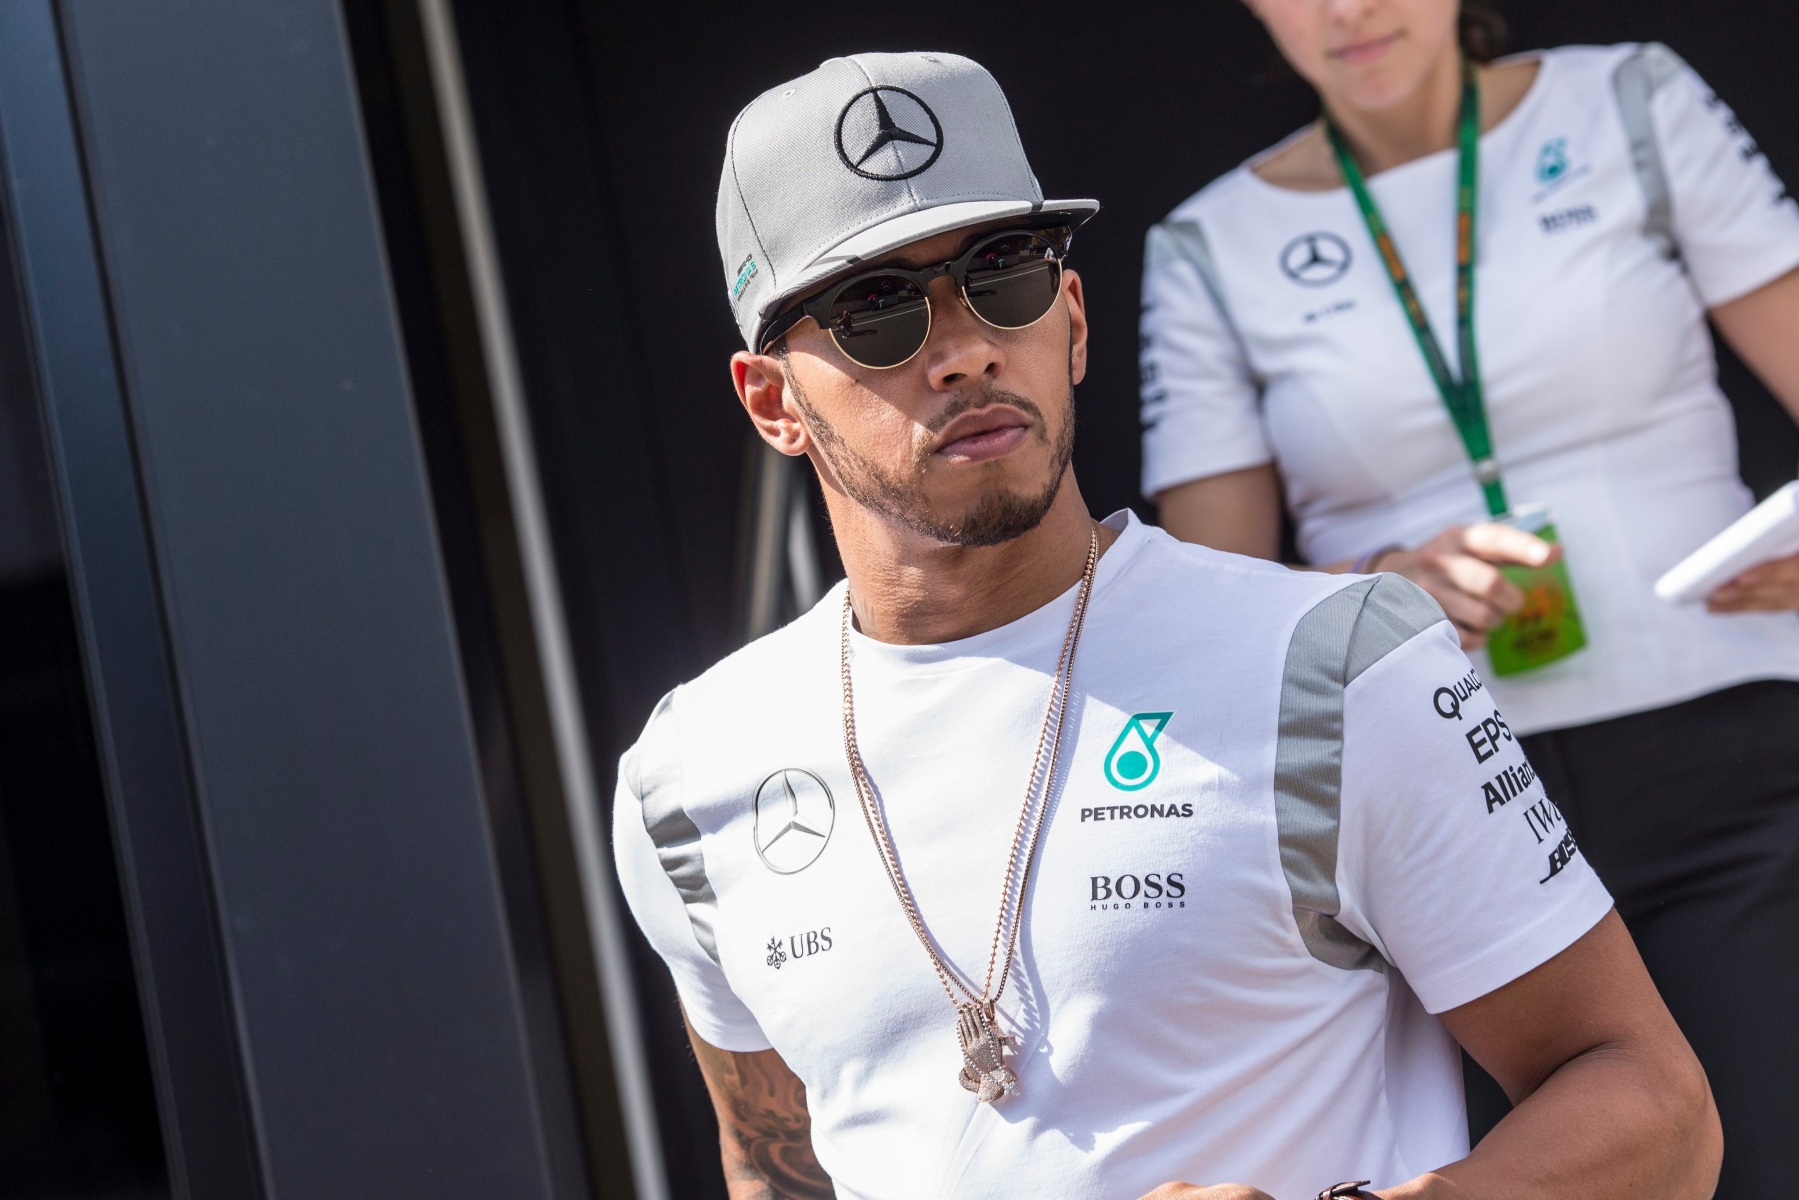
[1279,232,1353,286]
[752,768,836,874]
[834,86,944,181]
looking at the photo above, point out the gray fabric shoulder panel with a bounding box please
[1273,575,1444,972]
[1274,581,1380,971]
[633,689,723,966]
[1148,218,1254,369]
[1150,219,1227,307]
[1642,40,1686,88]
[1613,43,1687,263]
[1345,573,1447,684]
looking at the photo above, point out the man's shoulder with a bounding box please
[1121,524,1363,614]
[1122,527,1449,672]
[1292,570,1453,690]
[619,595,838,797]
[694,595,837,701]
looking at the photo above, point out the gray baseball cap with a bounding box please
[717,51,1098,351]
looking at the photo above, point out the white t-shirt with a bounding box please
[614,512,1612,1200]
[1140,44,1799,735]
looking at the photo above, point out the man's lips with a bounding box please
[934,407,1032,462]
[1327,30,1403,66]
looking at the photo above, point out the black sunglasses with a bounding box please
[760,224,1073,370]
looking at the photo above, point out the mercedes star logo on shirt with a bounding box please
[834,86,944,181]
[753,768,836,874]
[1280,232,1353,286]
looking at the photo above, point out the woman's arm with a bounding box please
[1703,264,1799,611]
[1711,264,1799,421]
[1155,465,1283,560]
[1155,465,1555,650]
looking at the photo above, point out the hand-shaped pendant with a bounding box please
[955,1003,1021,1103]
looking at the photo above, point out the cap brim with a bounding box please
[813,197,1098,274]
[752,197,1099,349]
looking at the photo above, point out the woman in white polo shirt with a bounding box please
[1139,2,1799,1192]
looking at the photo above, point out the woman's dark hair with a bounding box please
[1459,1,1510,64]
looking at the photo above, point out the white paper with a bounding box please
[1654,480,1799,604]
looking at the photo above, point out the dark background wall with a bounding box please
[435,3,1799,1197]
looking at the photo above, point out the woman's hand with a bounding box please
[1134,1185,1274,1200]
[1705,550,1799,612]
[1371,524,1558,650]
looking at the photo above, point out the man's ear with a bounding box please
[732,350,810,456]
[1062,269,1089,386]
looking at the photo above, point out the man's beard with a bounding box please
[786,364,1076,548]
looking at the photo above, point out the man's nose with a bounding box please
[920,274,1003,390]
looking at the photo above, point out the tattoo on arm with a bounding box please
[687,1015,834,1200]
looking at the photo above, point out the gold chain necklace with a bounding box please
[838,528,1099,1103]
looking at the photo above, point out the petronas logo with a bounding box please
[1104,712,1173,791]
[1536,137,1570,184]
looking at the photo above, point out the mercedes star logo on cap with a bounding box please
[1280,232,1353,287]
[716,51,1097,351]
[753,768,836,874]
[834,86,944,181]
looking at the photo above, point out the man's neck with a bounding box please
[829,471,1119,645]
[1323,48,1465,177]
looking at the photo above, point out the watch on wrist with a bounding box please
[1317,1183,1376,1200]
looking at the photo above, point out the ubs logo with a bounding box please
[765,928,833,970]
[1279,232,1353,287]
[834,87,943,181]
[752,769,835,875]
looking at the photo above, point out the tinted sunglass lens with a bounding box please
[963,232,1063,329]
[827,274,930,368]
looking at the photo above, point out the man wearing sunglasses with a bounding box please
[613,51,1719,1200]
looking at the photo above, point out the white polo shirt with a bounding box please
[1140,43,1799,735]
[614,512,1612,1199]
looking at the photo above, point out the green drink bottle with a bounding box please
[1486,504,1587,676]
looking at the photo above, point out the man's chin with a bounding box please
[917,479,1065,549]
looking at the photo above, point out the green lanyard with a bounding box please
[1326,63,1508,518]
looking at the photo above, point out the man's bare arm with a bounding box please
[1397,911,1722,1198]
[1134,912,1719,1200]
[685,1013,833,1200]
